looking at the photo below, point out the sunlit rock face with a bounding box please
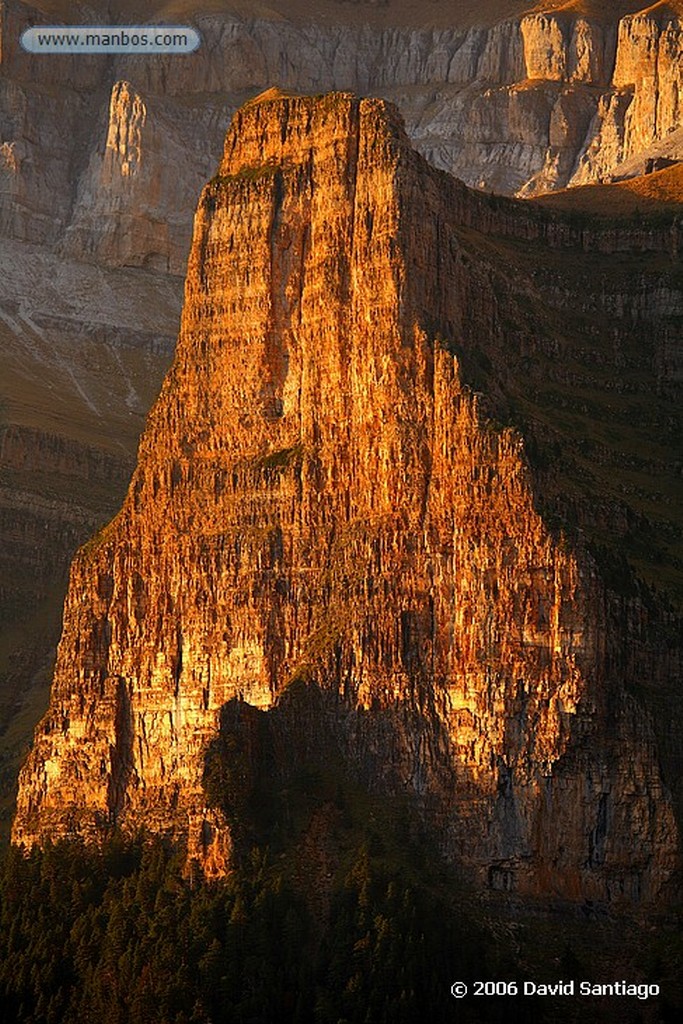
[12,92,680,901]
[567,4,683,187]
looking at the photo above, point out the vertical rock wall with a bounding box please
[12,93,680,902]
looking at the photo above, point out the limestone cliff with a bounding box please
[60,80,227,275]
[80,2,683,230]
[13,92,681,903]
[5,1,679,280]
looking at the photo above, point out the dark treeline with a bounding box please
[1,693,680,1024]
[2,832,682,1023]
[0,832,537,1024]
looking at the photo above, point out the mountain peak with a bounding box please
[245,86,301,105]
[13,90,681,903]
[219,90,407,181]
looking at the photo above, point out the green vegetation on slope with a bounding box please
[451,213,683,611]
[0,833,518,1024]
[1,811,681,1023]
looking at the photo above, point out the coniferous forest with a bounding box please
[1,835,487,1024]
[1,758,682,1024]
[2,695,683,1023]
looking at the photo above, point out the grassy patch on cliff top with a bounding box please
[532,0,682,20]
[533,164,683,218]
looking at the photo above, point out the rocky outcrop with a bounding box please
[1,0,681,863]
[570,3,683,186]
[520,10,616,84]
[60,81,227,275]
[13,92,681,904]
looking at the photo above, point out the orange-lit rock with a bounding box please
[12,92,681,901]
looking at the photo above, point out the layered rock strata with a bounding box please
[5,2,682,275]
[0,234,181,836]
[1,0,681,727]
[13,92,681,902]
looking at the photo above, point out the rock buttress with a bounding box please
[12,92,680,900]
